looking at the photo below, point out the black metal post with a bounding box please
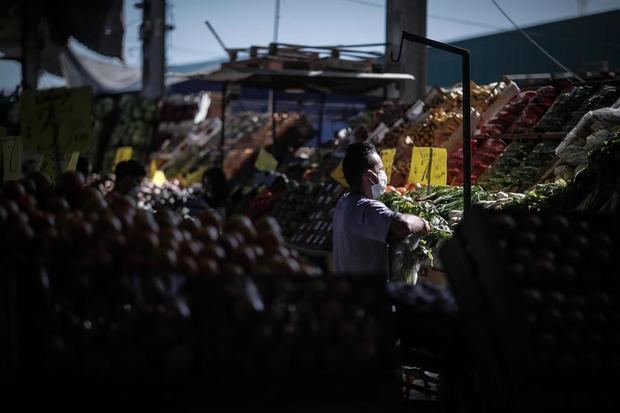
[462,54,472,214]
[318,93,326,147]
[220,82,227,168]
[391,31,472,213]
[271,88,277,143]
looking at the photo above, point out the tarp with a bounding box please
[60,42,224,95]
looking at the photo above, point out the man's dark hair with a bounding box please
[114,160,146,180]
[342,142,378,187]
[202,167,230,208]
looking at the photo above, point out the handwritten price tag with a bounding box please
[407,147,447,186]
[39,152,59,183]
[380,148,396,183]
[65,152,80,172]
[254,148,278,172]
[330,160,348,187]
[113,146,133,168]
[2,136,23,181]
[20,87,93,153]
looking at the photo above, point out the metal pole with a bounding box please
[274,0,281,43]
[318,94,326,147]
[20,1,40,90]
[462,53,472,214]
[141,0,166,99]
[390,31,472,214]
[220,83,227,168]
[271,88,277,143]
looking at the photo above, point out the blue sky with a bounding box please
[126,0,620,65]
[1,0,619,91]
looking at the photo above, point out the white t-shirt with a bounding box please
[332,192,396,276]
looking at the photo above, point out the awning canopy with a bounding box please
[174,66,415,95]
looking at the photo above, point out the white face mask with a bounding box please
[370,170,388,199]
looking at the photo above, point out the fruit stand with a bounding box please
[3,39,620,409]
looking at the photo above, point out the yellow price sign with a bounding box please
[254,148,278,172]
[65,152,80,172]
[113,146,133,168]
[380,148,396,183]
[39,152,59,183]
[407,147,447,186]
[2,136,23,181]
[183,165,208,186]
[20,87,93,153]
[148,158,158,178]
[330,159,348,187]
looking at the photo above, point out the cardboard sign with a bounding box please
[2,136,23,181]
[113,146,133,168]
[380,148,396,182]
[367,122,389,144]
[20,87,93,153]
[39,152,60,183]
[254,148,278,172]
[65,152,80,172]
[406,100,425,121]
[407,147,447,186]
[330,160,348,187]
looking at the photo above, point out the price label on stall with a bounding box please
[65,151,80,172]
[1,136,23,181]
[183,165,208,186]
[148,158,158,178]
[113,146,133,168]
[254,148,278,172]
[20,87,93,153]
[330,160,348,187]
[407,147,447,186]
[39,152,59,183]
[380,148,396,182]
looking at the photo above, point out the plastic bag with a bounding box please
[556,102,620,158]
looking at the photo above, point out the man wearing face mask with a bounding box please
[332,142,429,276]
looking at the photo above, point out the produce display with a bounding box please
[565,84,620,131]
[384,81,509,186]
[379,191,453,283]
[158,112,270,180]
[535,85,594,132]
[476,141,537,191]
[447,138,507,186]
[102,94,159,172]
[197,275,392,379]
[441,208,620,411]
[508,86,558,133]
[0,172,322,280]
[288,182,344,251]
[553,131,620,212]
[348,100,408,133]
[509,140,559,191]
[271,181,338,243]
[478,91,536,138]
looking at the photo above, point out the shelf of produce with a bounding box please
[286,242,331,258]
[497,132,566,141]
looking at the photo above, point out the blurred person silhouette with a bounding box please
[186,167,230,216]
[106,159,146,202]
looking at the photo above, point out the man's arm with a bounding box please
[389,212,430,239]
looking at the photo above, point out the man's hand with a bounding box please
[390,213,431,239]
